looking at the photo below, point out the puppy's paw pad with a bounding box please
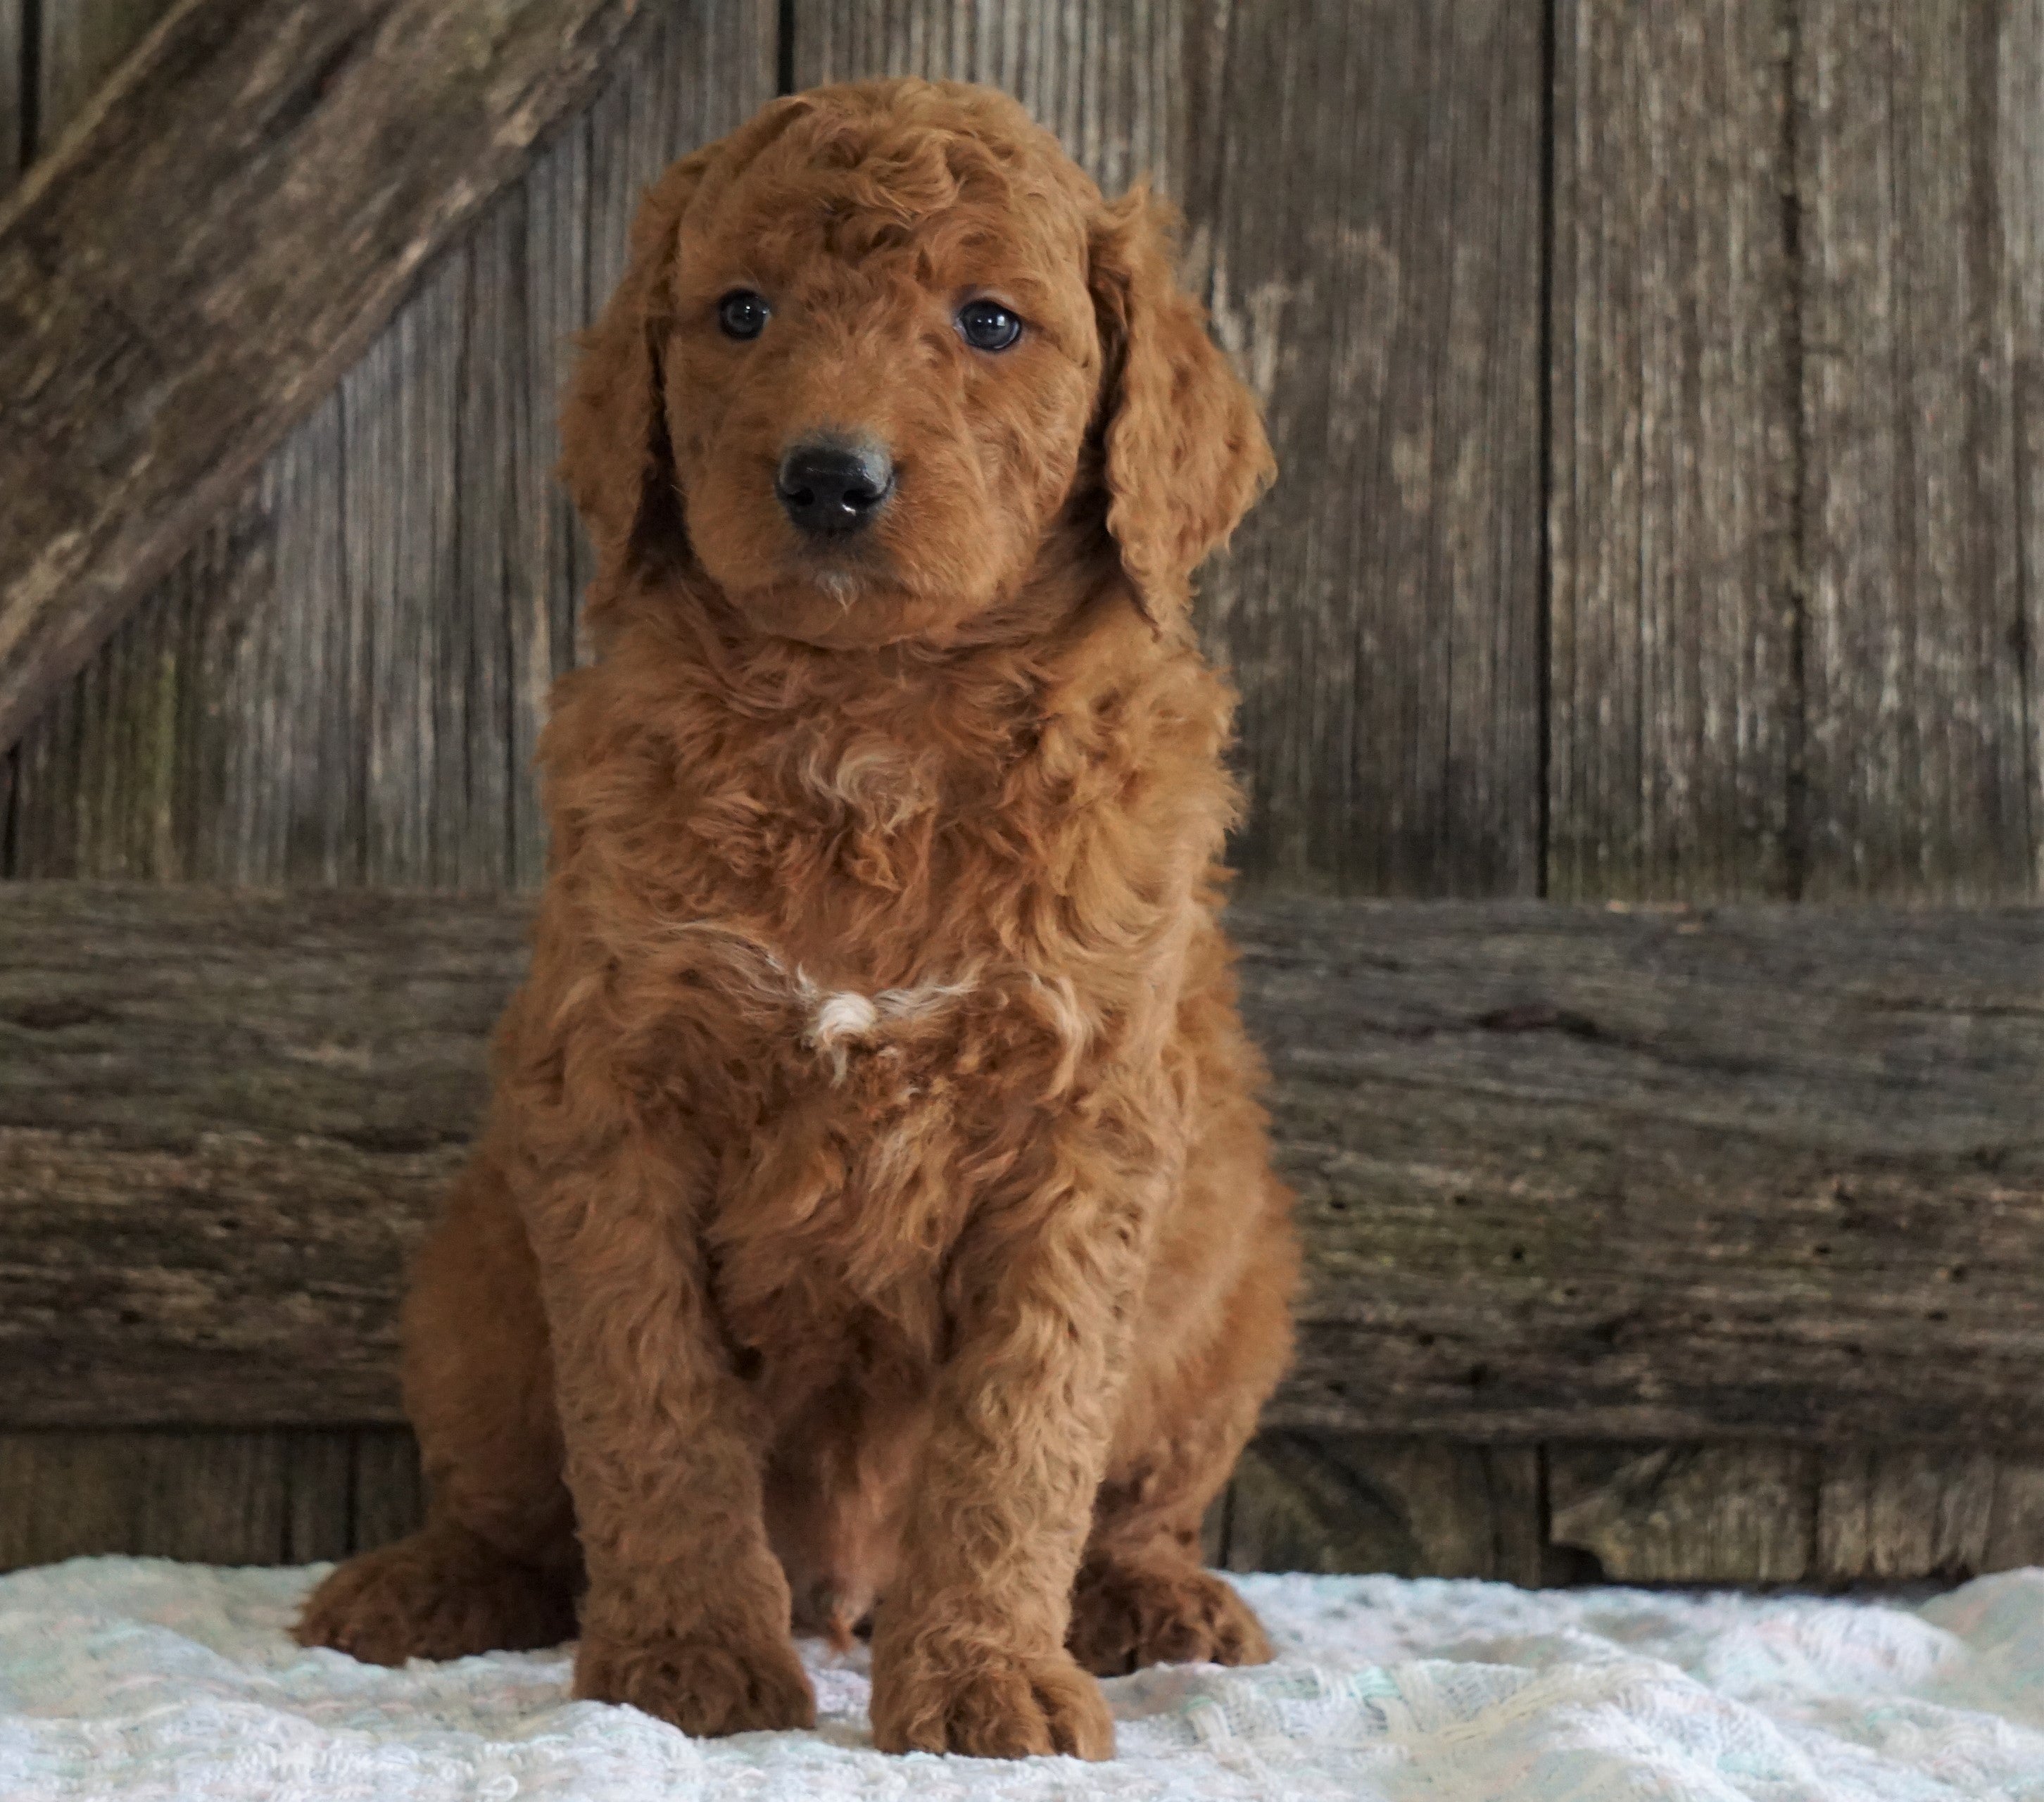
[576,1628,816,1737]
[873,1647,1114,1760]
[1068,1558,1272,1676]
[296,1530,574,1665]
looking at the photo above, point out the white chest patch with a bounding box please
[657,916,977,1080]
[809,989,881,1047]
[799,977,975,1080]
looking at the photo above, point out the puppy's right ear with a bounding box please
[558,146,714,576]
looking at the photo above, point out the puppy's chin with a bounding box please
[719,572,999,650]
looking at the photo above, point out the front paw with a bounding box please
[871,1640,1113,1760]
[576,1625,816,1737]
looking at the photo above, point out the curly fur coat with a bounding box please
[298,77,1296,1763]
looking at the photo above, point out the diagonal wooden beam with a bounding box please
[0,0,657,754]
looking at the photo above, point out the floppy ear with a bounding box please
[1089,186,1275,620]
[557,146,714,578]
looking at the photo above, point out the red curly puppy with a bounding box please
[298,77,1294,1761]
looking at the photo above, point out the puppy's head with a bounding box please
[561,80,1272,648]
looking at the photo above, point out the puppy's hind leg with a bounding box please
[297,1148,581,1665]
[1068,1204,1294,1677]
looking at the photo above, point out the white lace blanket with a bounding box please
[5,1556,2043,1799]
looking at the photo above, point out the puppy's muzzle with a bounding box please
[776,437,894,539]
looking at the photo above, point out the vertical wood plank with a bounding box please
[34,0,175,148]
[1201,0,1544,895]
[1,0,23,188]
[1797,0,2040,900]
[1548,0,1797,901]
[0,1431,292,1569]
[350,1428,426,1554]
[2007,1,2044,896]
[512,116,591,889]
[1225,1432,1546,1583]
[7,676,77,876]
[453,212,522,894]
[1816,1447,1998,1580]
[163,507,265,881]
[1546,1444,1817,1583]
[89,550,184,878]
[8,382,346,887]
[239,398,355,883]
[344,256,468,888]
[1986,1452,2044,1573]
[282,1432,355,1565]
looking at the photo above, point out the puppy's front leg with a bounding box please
[522,1128,814,1737]
[869,1148,1150,1761]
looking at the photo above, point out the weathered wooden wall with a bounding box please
[1553,0,2044,903]
[3,0,777,888]
[8,1,2038,898]
[2,0,2040,1584]
[5,886,2040,1583]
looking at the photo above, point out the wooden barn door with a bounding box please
[1,0,2040,1582]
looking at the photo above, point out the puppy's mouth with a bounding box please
[780,539,897,608]
[738,562,970,651]
[805,565,868,611]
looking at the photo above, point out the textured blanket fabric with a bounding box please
[4,1558,2043,1799]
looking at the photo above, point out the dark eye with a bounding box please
[717,290,771,340]
[957,300,1023,352]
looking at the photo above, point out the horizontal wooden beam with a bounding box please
[12,1423,2044,1584]
[1,883,2038,1437]
[0,0,652,754]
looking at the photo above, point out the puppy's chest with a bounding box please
[706,1056,970,1340]
[693,943,1010,1344]
[686,713,989,893]
[647,726,1074,1073]
[601,695,1163,1121]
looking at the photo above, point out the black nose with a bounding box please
[776,439,894,537]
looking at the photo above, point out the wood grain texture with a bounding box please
[5,0,777,885]
[1249,893,2044,1443]
[0,0,660,759]
[1796,0,2042,900]
[1201,0,1544,895]
[351,1426,426,1556]
[2008,0,2044,905]
[0,1428,418,1568]
[0,1429,298,1567]
[6,493,279,880]
[1816,1445,2000,1581]
[2,885,2037,1437]
[1225,1433,1546,1584]
[11,1423,2041,1582]
[1548,1444,1818,1584]
[36,0,178,148]
[0,887,514,1424]
[1548,0,1796,902]
[1984,1451,2044,1574]
[1544,1441,2044,1584]
[0,0,23,187]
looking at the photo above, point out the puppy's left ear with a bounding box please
[1089,187,1275,621]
